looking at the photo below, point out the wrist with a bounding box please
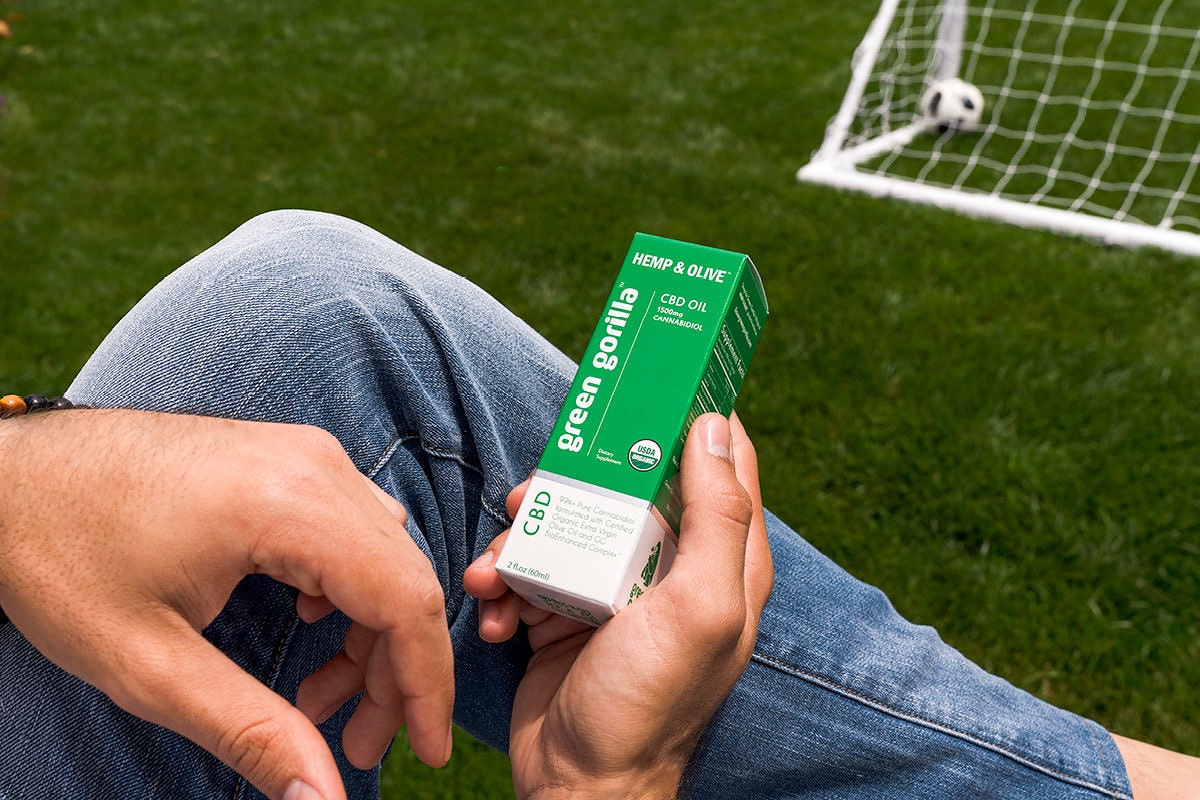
[0,397,91,628]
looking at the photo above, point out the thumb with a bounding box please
[673,413,755,586]
[110,617,346,800]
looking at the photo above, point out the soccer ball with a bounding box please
[919,78,985,133]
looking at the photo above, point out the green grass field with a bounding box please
[3,2,1199,798]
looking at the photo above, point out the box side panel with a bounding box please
[652,256,770,532]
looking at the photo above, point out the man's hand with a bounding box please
[464,412,773,799]
[0,409,454,800]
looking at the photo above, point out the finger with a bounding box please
[463,532,528,642]
[252,482,454,769]
[296,651,365,725]
[341,636,409,769]
[295,623,376,726]
[362,477,409,527]
[505,475,533,519]
[477,591,525,643]
[333,549,453,769]
[463,473,535,639]
[518,605,556,628]
[522,608,593,651]
[728,413,774,613]
[463,532,510,600]
[112,618,347,800]
[477,598,507,643]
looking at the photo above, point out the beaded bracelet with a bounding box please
[1,393,85,418]
[0,393,86,626]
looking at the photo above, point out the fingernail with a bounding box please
[283,780,325,800]
[444,727,455,764]
[703,415,732,462]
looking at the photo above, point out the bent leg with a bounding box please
[4,210,568,797]
[3,210,1136,798]
[63,210,567,797]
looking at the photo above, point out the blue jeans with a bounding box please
[0,211,1132,799]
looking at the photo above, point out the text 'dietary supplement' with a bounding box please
[497,233,769,625]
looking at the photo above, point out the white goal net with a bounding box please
[798,0,1200,256]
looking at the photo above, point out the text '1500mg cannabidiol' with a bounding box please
[497,233,769,626]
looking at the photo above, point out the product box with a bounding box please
[497,233,769,626]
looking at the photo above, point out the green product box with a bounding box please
[497,232,769,626]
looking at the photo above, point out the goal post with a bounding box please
[799,0,1200,257]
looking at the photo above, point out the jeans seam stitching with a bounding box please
[750,651,1129,798]
[367,434,511,528]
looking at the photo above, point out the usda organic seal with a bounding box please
[628,439,662,471]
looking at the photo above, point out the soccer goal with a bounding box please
[798,0,1200,257]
